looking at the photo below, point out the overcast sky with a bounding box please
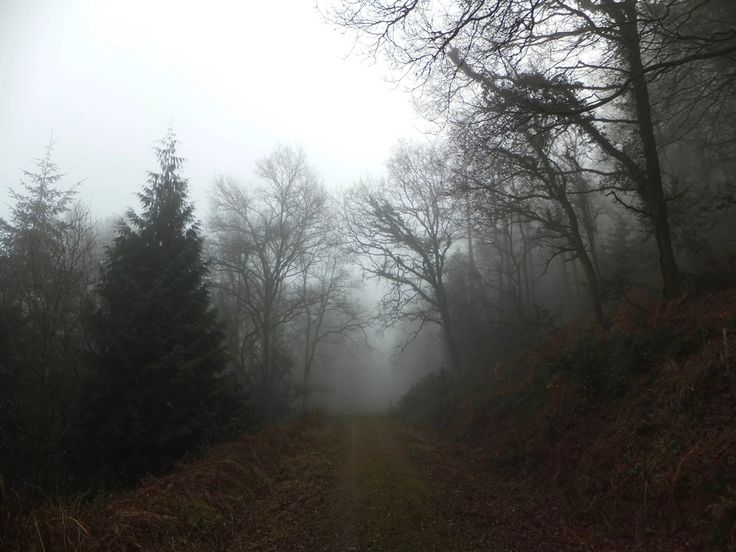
[0,0,425,220]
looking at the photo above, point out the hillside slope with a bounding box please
[402,289,736,549]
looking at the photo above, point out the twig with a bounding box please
[33,514,46,552]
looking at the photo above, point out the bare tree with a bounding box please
[343,141,464,370]
[208,146,330,415]
[457,122,608,326]
[331,0,736,299]
[292,244,366,414]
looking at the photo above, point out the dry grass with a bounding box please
[2,417,319,551]
[447,289,736,548]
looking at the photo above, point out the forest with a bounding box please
[2,0,736,550]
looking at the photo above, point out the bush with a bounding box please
[550,326,692,398]
[398,371,464,426]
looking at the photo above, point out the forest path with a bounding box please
[227,416,618,551]
[329,417,462,551]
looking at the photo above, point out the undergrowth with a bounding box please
[0,417,319,551]
[399,289,736,549]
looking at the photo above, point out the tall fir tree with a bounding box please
[91,130,237,481]
[0,142,94,489]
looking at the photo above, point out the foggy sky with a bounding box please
[0,0,433,410]
[0,0,425,220]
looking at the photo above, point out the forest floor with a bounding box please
[225,416,624,552]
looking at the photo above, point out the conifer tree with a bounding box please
[0,142,94,488]
[92,130,235,481]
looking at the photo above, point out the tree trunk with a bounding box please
[573,176,602,277]
[560,194,606,327]
[436,281,463,372]
[301,364,310,416]
[301,314,313,417]
[619,0,681,299]
[518,221,532,310]
[571,252,582,312]
[560,254,572,320]
[528,129,607,327]
[442,317,463,372]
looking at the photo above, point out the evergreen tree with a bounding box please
[91,130,238,481]
[0,142,94,489]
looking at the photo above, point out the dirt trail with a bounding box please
[227,416,620,551]
[329,417,461,551]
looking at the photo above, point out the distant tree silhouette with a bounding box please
[209,146,330,418]
[343,142,464,370]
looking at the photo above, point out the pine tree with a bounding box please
[0,141,94,488]
[91,130,237,481]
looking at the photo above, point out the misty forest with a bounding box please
[2,0,736,550]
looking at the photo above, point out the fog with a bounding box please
[0,0,424,217]
[1,0,430,412]
[4,0,735,424]
[4,2,736,548]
